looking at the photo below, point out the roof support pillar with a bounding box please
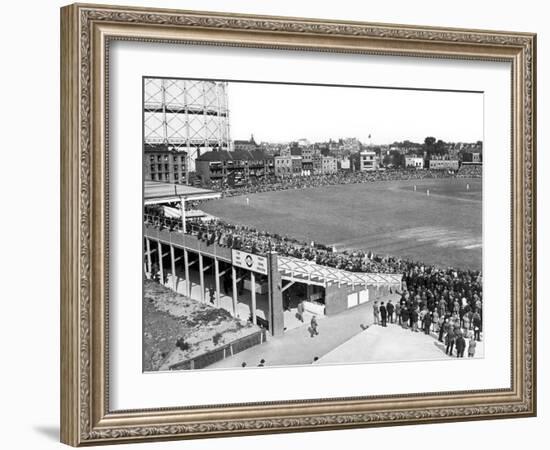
[170,244,177,291]
[157,240,164,285]
[231,265,238,317]
[180,197,186,234]
[250,271,257,326]
[214,258,221,308]
[145,238,152,279]
[198,253,205,303]
[184,248,190,297]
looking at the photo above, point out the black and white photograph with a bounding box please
[142,77,484,371]
[1,0,543,447]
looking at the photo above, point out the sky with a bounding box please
[227,81,483,145]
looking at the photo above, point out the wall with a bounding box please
[0,1,547,450]
[325,283,369,315]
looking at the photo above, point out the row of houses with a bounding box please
[273,153,338,177]
[404,153,482,171]
[143,142,340,185]
[389,141,483,156]
[143,142,482,186]
[193,149,339,185]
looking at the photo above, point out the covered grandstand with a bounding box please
[143,181,403,336]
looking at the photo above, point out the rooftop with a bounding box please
[196,149,271,162]
[144,143,186,154]
[144,181,221,205]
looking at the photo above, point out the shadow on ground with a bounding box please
[33,425,59,441]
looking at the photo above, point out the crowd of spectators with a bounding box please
[145,207,483,342]
[145,166,483,343]
[456,164,483,178]
[398,265,483,345]
[375,292,482,357]
[188,218,412,273]
[206,168,480,198]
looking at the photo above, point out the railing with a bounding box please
[144,214,182,232]
[144,214,401,287]
[168,328,267,370]
[144,221,234,262]
[144,214,231,237]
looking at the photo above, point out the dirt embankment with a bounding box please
[143,280,258,371]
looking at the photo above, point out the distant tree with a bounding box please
[395,153,406,168]
[387,150,405,168]
[435,139,448,156]
[424,136,436,147]
[423,136,450,158]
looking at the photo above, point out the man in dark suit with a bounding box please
[380,302,387,327]
[455,333,466,358]
[386,300,395,324]
[422,311,432,335]
[472,311,482,341]
[445,328,456,355]
[411,307,419,332]
[401,307,409,329]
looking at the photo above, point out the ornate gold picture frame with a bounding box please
[60,3,536,446]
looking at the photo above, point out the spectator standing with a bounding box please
[468,338,477,358]
[151,262,160,283]
[411,308,419,332]
[419,308,427,330]
[463,312,471,332]
[455,333,466,358]
[209,287,215,305]
[445,328,456,355]
[472,311,482,341]
[373,301,380,326]
[438,316,447,341]
[432,310,440,333]
[395,302,401,325]
[401,307,410,329]
[387,300,395,324]
[380,302,387,327]
[423,311,432,335]
[310,315,319,337]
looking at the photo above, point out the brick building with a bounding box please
[195,149,273,185]
[144,144,187,183]
[233,135,259,152]
[274,155,292,177]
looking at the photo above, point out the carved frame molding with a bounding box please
[60,3,536,446]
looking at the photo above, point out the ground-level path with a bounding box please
[316,321,484,364]
[208,294,399,369]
